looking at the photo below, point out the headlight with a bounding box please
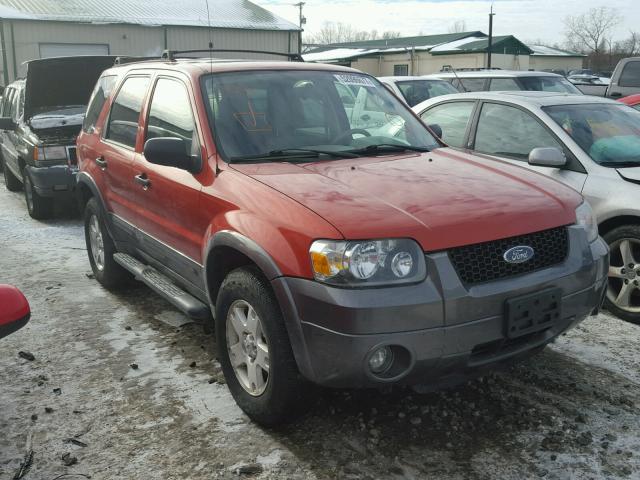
[575,201,598,242]
[41,146,67,161]
[309,239,427,287]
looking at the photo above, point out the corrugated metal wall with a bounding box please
[0,19,299,83]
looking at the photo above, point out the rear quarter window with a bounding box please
[619,61,640,88]
[83,75,117,133]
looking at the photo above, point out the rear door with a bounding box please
[469,101,587,192]
[1,88,20,179]
[100,74,151,224]
[608,59,640,98]
[130,74,208,284]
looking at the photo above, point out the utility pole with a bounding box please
[487,4,495,69]
[293,2,306,54]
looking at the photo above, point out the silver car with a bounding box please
[377,76,459,107]
[413,91,640,322]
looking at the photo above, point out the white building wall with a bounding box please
[529,55,584,72]
[348,52,531,77]
[0,19,299,83]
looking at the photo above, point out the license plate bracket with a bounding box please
[505,288,561,339]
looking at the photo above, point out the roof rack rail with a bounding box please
[114,56,158,65]
[161,49,304,62]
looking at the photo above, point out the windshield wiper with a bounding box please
[347,143,431,156]
[602,161,640,168]
[229,148,357,163]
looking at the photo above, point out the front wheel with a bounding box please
[215,266,306,426]
[23,172,53,219]
[604,225,640,323]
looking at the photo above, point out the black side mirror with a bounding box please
[428,123,443,139]
[0,117,16,130]
[143,137,200,173]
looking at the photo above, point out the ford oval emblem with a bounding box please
[503,245,535,264]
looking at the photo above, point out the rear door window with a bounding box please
[474,102,563,159]
[106,76,150,148]
[420,101,475,148]
[84,75,117,133]
[145,77,199,157]
[456,78,487,92]
[619,61,640,87]
[489,78,520,91]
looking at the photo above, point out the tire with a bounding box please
[3,160,22,192]
[215,266,306,426]
[603,225,640,324]
[84,197,130,289]
[23,172,53,220]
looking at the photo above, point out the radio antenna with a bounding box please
[205,0,213,70]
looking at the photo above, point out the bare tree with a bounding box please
[448,20,468,34]
[564,7,621,55]
[615,31,640,56]
[306,21,401,45]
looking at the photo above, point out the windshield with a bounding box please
[544,104,640,166]
[519,76,582,94]
[201,70,439,161]
[395,80,459,106]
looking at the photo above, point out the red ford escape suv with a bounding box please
[76,52,608,426]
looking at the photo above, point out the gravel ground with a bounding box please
[0,177,639,480]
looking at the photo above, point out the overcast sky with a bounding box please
[261,0,638,45]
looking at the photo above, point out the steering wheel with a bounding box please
[332,128,371,145]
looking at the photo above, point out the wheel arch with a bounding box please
[203,231,315,380]
[599,215,640,236]
[203,231,283,305]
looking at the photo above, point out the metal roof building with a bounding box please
[304,33,583,76]
[0,0,300,84]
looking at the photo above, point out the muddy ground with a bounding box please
[0,177,639,480]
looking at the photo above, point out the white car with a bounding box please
[377,76,459,106]
[413,91,640,323]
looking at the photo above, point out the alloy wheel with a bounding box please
[226,299,270,396]
[88,214,105,271]
[607,238,640,314]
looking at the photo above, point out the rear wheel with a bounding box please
[23,172,53,220]
[3,161,21,192]
[604,225,640,324]
[84,197,130,289]
[215,266,306,426]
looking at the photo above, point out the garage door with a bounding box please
[39,43,110,58]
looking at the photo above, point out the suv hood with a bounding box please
[24,56,117,121]
[230,148,582,251]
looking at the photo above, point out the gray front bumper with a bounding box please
[272,226,608,388]
[26,165,77,198]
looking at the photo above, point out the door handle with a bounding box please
[609,92,622,97]
[134,173,151,190]
[95,156,107,169]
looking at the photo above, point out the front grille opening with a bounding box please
[67,147,78,167]
[471,330,548,360]
[448,227,569,285]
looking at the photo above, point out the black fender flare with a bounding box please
[203,231,315,381]
[76,172,114,237]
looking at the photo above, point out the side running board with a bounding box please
[113,253,210,320]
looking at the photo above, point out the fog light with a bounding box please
[369,346,393,374]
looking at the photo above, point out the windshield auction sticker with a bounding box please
[334,74,376,87]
